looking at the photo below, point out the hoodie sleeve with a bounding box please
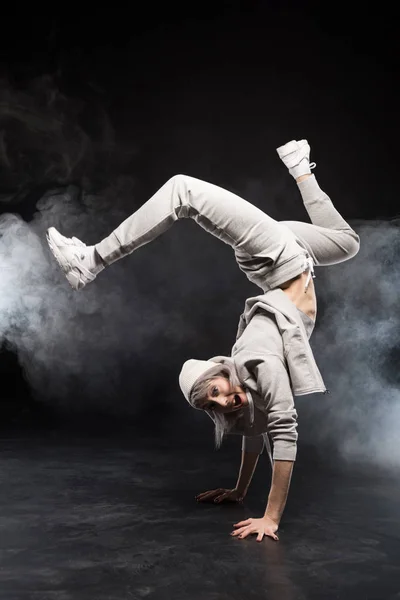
[232,311,298,461]
[235,313,247,341]
[253,355,298,461]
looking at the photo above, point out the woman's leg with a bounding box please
[46,173,308,291]
[280,174,360,266]
[95,174,301,268]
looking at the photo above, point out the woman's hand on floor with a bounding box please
[195,487,244,504]
[231,516,279,541]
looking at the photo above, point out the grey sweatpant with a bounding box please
[95,174,360,291]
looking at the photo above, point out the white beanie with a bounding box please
[179,359,219,406]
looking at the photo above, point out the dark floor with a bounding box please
[0,428,399,600]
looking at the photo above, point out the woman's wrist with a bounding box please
[263,512,280,526]
[234,485,247,498]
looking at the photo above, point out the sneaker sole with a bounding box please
[276,139,308,158]
[46,227,82,291]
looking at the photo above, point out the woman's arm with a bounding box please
[264,460,294,525]
[235,450,260,498]
[231,458,294,541]
[230,314,299,540]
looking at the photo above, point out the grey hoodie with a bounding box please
[209,288,327,464]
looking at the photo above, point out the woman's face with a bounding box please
[203,377,249,414]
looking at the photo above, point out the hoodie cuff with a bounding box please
[272,440,297,461]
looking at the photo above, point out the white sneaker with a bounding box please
[46,227,104,290]
[276,139,316,179]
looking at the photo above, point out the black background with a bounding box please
[0,1,398,461]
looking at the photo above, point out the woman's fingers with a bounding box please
[215,492,235,503]
[195,488,242,504]
[234,529,250,539]
[196,493,215,501]
[232,527,279,541]
[195,489,220,499]
[231,526,247,537]
[195,488,224,501]
[231,516,280,541]
[234,519,251,527]
[215,489,242,503]
[265,531,279,541]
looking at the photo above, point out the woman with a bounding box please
[46,139,360,542]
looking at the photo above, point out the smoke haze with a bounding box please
[0,76,399,468]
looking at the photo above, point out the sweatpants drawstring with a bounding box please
[303,254,315,292]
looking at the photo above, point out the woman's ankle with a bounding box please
[296,173,313,184]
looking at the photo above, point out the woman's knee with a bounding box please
[165,174,193,217]
[169,173,188,186]
[346,230,361,258]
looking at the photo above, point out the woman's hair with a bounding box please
[190,362,243,450]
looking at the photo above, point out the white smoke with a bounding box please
[0,75,204,416]
[297,219,400,467]
[1,75,399,467]
[0,183,236,416]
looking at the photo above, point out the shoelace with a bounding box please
[303,255,315,292]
